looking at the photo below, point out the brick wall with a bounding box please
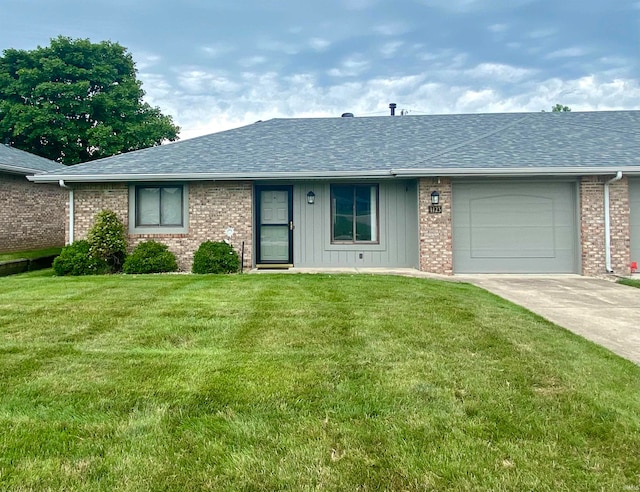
[580,176,631,276]
[71,183,129,242]
[418,177,453,275]
[0,172,65,253]
[71,181,253,271]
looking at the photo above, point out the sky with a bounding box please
[0,0,639,140]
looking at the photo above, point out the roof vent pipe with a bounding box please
[341,112,354,117]
[389,103,397,116]
[604,171,623,273]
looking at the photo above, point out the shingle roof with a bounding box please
[0,145,66,174]
[30,110,640,182]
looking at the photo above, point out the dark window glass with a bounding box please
[331,184,378,243]
[136,185,183,227]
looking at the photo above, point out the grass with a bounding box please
[0,274,638,491]
[0,246,62,262]
[618,278,640,289]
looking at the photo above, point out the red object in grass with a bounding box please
[631,262,638,273]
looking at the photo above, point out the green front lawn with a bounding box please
[0,274,638,491]
[618,278,640,289]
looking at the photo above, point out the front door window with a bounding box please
[257,186,293,264]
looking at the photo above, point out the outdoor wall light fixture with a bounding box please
[307,191,316,204]
[431,190,440,205]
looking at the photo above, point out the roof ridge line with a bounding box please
[406,114,534,167]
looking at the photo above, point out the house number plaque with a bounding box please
[428,205,442,214]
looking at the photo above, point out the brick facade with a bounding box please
[418,177,453,275]
[0,172,65,253]
[580,176,631,276]
[70,181,253,271]
[67,176,634,277]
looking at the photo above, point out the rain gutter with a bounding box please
[58,180,74,244]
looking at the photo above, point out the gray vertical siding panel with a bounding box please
[292,180,418,268]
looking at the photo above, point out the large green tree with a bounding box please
[0,36,179,164]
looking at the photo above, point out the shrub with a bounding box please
[53,240,108,276]
[123,241,178,274]
[87,210,127,272]
[192,241,240,274]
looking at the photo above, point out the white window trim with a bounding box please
[128,183,189,234]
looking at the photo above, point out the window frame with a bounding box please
[128,183,189,235]
[330,183,380,244]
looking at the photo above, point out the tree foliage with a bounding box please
[0,36,179,164]
[551,104,571,112]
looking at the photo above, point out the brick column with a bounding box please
[418,177,453,275]
[580,176,631,276]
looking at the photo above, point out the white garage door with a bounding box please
[630,178,640,268]
[453,180,578,273]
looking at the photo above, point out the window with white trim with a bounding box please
[331,184,379,243]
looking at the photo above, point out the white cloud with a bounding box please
[488,23,508,33]
[456,88,496,109]
[201,43,235,57]
[546,47,589,59]
[259,39,300,55]
[177,70,240,94]
[344,0,378,10]
[417,49,468,69]
[134,52,162,70]
[309,37,331,51]
[327,56,370,77]
[137,66,640,142]
[374,23,410,36]
[467,63,537,82]
[238,56,268,67]
[527,28,556,39]
[380,41,404,58]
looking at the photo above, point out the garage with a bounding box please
[630,178,640,269]
[452,180,578,274]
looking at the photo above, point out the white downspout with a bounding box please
[59,180,74,244]
[604,171,623,273]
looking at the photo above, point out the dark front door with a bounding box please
[256,185,293,266]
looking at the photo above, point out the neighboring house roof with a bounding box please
[29,110,640,183]
[0,144,66,175]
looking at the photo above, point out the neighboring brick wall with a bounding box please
[71,181,253,271]
[580,176,631,276]
[0,172,65,253]
[418,177,453,275]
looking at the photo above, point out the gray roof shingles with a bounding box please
[30,110,640,180]
[0,144,66,174]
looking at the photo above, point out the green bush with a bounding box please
[192,241,240,274]
[123,241,178,274]
[53,240,108,276]
[87,210,127,272]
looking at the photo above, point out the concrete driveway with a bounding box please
[458,275,640,364]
